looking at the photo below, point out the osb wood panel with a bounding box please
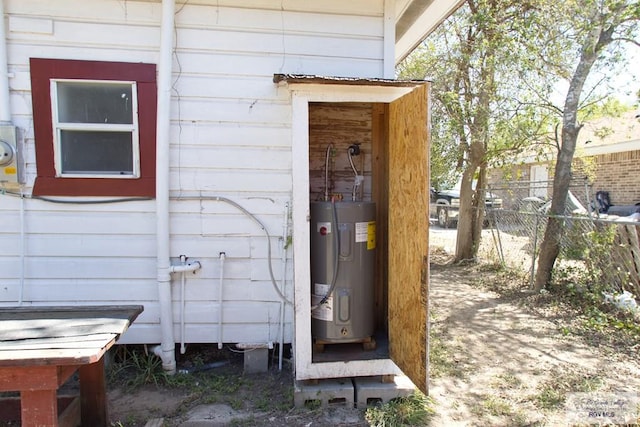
[309,102,373,202]
[387,84,429,394]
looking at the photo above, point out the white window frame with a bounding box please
[50,79,141,179]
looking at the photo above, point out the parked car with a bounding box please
[430,183,503,228]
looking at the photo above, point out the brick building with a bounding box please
[489,111,640,210]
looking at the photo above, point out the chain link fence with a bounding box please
[478,208,640,298]
[429,180,640,300]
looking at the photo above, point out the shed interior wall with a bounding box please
[308,101,390,364]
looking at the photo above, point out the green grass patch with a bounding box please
[365,392,434,427]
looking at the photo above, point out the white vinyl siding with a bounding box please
[1,0,385,345]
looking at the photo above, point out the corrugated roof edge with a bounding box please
[273,74,430,86]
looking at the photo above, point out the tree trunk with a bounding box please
[455,166,478,261]
[533,136,574,290]
[533,22,614,290]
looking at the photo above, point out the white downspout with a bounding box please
[1,1,25,308]
[0,0,11,123]
[156,0,176,373]
[382,0,395,79]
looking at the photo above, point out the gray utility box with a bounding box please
[0,125,18,183]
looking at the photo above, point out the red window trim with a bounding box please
[30,58,157,197]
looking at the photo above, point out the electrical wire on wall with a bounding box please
[1,189,293,363]
[1,191,293,306]
[176,194,293,306]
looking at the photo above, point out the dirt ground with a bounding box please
[428,249,640,426]
[106,247,640,426]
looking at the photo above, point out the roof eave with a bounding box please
[395,0,464,64]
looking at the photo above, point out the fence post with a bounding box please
[529,213,540,289]
[494,210,504,264]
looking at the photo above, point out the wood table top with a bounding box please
[0,305,143,367]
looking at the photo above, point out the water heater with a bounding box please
[310,201,376,345]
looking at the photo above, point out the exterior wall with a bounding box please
[590,150,640,205]
[489,149,640,212]
[0,0,386,345]
[487,164,541,210]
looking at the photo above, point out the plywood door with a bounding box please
[387,84,429,394]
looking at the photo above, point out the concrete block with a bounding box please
[243,347,269,374]
[353,375,415,409]
[294,378,354,408]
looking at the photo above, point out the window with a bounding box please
[52,80,139,177]
[30,58,157,197]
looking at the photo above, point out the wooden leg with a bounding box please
[79,358,107,427]
[21,389,58,427]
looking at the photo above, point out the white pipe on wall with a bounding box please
[218,252,226,350]
[18,192,24,305]
[1,1,24,306]
[278,202,290,371]
[170,261,201,274]
[156,0,177,373]
[0,0,11,122]
[180,270,186,354]
[177,256,203,355]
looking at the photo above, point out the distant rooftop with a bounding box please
[577,110,640,149]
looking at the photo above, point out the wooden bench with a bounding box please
[0,305,143,427]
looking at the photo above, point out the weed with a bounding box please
[535,385,565,410]
[490,372,522,389]
[128,350,166,388]
[228,396,245,410]
[532,368,603,410]
[364,392,434,427]
[482,395,513,416]
[304,399,322,410]
[108,345,167,389]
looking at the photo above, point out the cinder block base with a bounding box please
[353,376,415,409]
[243,348,269,374]
[294,378,354,408]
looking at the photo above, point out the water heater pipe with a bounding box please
[348,144,363,202]
[323,144,333,201]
